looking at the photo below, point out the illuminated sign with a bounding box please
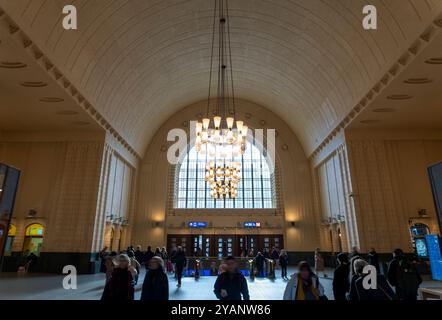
[244,222,261,228]
[188,222,208,228]
[426,235,442,280]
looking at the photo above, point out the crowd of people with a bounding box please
[98,244,423,301]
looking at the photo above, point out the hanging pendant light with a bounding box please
[193,0,247,199]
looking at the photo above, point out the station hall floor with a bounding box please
[0,267,329,300]
[0,268,440,300]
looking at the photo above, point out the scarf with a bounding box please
[296,276,319,300]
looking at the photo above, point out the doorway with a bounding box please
[22,223,44,256]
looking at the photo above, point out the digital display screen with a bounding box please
[426,235,442,281]
[244,222,261,228]
[415,238,428,257]
[188,222,208,228]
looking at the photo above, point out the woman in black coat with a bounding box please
[333,253,350,301]
[141,256,169,301]
[101,254,136,301]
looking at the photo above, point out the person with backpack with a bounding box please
[387,248,422,300]
[214,256,250,300]
[349,259,396,301]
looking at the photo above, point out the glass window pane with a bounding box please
[174,141,275,209]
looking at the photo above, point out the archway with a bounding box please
[23,223,44,256]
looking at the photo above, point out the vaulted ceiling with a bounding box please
[0,0,441,156]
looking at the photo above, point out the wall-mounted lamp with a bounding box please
[418,209,428,217]
[336,214,346,222]
[290,221,296,228]
[151,221,162,228]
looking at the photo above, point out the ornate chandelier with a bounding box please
[193,0,247,199]
[205,161,241,199]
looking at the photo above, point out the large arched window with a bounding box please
[175,141,275,209]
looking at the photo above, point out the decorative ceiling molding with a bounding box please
[0,10,141,160]
[310,17,442,161]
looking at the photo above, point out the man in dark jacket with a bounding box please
[367,248,380,272]
[387,248,422,300]
[172,246,187,287]
[255,252,265,277]
[134,245,144,264]
[143,246,154,266]
[333,253,350,300]
[214,256,250,300]
[279,250,289,279]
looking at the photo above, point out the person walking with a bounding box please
[172,246,187,287]
[134,245,144,264]
[349,259,396,301]
[127,250,141,284]
[368,248,380,273]
[144,246,154,267]
[387,249,422,300]
[349,247,361,282]
[314,248,326,277]
[101,254,137,301]
[283,261,326,300]
[214,256,250,301]
[104,251,118,282]
[99,247,109,273]
[140,256,169,301]
[255,252,265,277]
[279,250,289,279]
[333,253,350,300]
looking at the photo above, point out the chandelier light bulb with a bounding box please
[241,126,248,137]
[202,118,210,129]
[236,121,243,131]
[226,117,234,129]
[196,122,203,133]
[214,116,221,128]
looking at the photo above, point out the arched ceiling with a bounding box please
[0,0,441,156]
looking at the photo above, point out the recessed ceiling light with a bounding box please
[372,108,396,113]
[387,94,412,100]
[360,119,380,124]
[0,61,27,69]
[425,57,442,65]
[72,121,90,126]
[404,78,432,84]
[20,81,48,87]
[57,111,78,115]
[40,97,64,103]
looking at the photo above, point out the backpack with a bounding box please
[396,258,420,296]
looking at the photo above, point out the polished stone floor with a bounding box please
[0,268,440,300]
[0,267,333,300]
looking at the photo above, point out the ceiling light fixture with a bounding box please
[372,108,396,113]
[404,78,432,84]
[387,94,412,100]
[193,0,246,199]
[20,81,48,87]
[40,97,64,103]
[0,61,27,69]
[424,57,442,65]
